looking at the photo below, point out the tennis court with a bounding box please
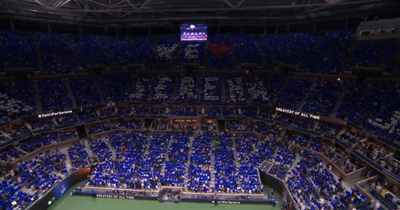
[49,183,283,210]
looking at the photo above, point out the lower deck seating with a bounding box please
[4,151,69,210]
[286,150,367,210]
[162,135,190,186]
[214,134,238,193]
[68,141,89,169]
[89,139,113,162]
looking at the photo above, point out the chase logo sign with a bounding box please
[212,201,241,204]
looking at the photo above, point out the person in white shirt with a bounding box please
[374,201,380,210]
[66,162,72,172]
[392,196,399,205]
[370,199,376,207]
[376,184,383,193]
[300,203,306,210]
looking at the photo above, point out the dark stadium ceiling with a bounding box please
[0,0,399,26]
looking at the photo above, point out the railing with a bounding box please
[11,138,79,167]
[0,113,131,148]
[347,121,400,151]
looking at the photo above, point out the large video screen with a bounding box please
[180,25,207,41]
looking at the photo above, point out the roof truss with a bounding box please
[0,0,397,26]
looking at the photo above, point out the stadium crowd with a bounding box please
[0,29,399,210]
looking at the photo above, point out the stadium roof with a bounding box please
[0,0,399,27]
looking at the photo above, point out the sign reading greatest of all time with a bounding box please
[275,107,320,120]
[96,194,135,199]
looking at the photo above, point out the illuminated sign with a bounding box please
[96,194,135,199]
[38,110,73,118]
[212,201,241,204]
[275,108,320,120]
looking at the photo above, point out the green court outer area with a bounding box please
[49,182,283,210]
